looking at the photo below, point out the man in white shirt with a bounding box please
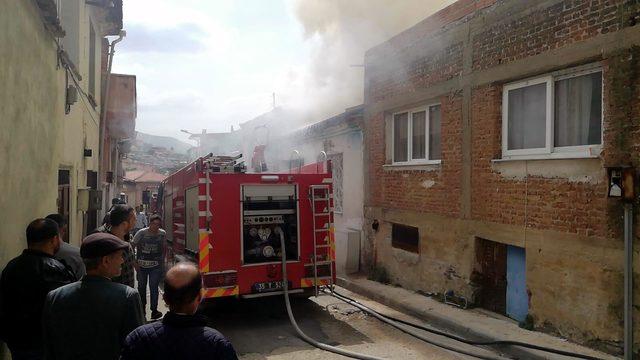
[133,205,148,235]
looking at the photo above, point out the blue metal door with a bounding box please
[506,246,527,322]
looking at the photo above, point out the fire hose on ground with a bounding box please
[279,233,506,360]
[278,230,605,360]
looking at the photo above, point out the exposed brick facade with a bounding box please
[367,43,464,103]
[363,0,640,354]
[472,0,629,71]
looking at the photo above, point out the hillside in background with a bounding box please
[136,131,193,154]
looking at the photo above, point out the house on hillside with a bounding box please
[362,0,640,354]
[122,169,165,212]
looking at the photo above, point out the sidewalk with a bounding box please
[337,275,619,360]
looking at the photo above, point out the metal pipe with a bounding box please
[98,30,126,214]
[624,203,633,360]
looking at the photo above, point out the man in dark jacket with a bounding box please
[46,214,86,280]
[121,263,238,360]
[0,218,75,360]
[42,232,145,360]
[99,204,137,288]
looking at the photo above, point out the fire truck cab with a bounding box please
[158,154,335,300]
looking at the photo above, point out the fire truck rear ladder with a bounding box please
[309,184,334,297]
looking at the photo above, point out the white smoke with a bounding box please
[281,0,457,122]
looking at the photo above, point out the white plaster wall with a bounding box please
[58,3,105,245]
[296,130,365,275]
[0,1,66,358]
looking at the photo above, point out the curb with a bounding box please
[336,276,551,360]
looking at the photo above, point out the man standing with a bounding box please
[46,214,86,280]
[103,205,137,288]
[133,205,148,235]
[42,232,145,360]
[121,263,238,360]
[132,214,166,320]
[0,219,75,359]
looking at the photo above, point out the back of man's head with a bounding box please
[45,213,67,228]
[26,218,59,245]
[109,204,134,227]
[163,263,202,313]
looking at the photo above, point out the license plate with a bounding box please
[253,280,292,293]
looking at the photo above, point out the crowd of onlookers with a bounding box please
[0,199,238,360]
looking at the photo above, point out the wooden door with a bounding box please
[476,238,507,314]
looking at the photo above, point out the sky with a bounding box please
[112,0,455,144]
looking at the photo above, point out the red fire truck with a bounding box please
[158,154,335,300]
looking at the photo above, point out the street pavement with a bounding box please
[146,285,509,359]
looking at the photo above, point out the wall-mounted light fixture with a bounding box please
[606,166,635,201]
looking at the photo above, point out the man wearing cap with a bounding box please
[42,232,144,360]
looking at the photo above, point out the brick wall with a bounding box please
[472,0,634,71]
[367,43,463,103]
[367,94,462,218]
[365,0,640,237]
[469,84,610,237]
[363,0,640,351]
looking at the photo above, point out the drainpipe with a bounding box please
[624,203,633,360]
[98,30,126,214]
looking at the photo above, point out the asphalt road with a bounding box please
[180,287,511,360]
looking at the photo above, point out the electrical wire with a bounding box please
[329,289,604,360]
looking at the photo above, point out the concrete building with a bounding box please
[101,73,137,215]
[122,169,165,211]
[363,0,640,355]
[238,107,299,172]
[56,0,124,241]
[279,106,365,275]
[185,129,241,160]
[0,0,123,357]
[0,0,123,253]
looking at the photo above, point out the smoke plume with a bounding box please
[285,0,456,121]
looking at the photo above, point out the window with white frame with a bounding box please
[502,65,602,159]
[392,104,441,164]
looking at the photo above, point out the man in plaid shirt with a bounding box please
[100,204,137,287]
